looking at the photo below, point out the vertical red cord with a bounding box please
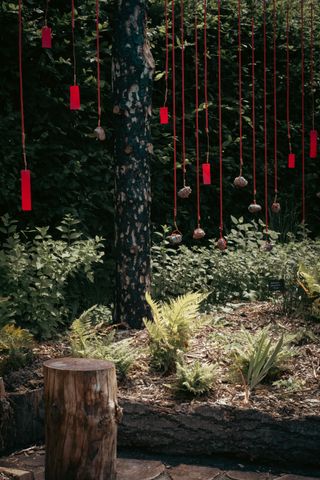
[18,0,27,170]
[203,0,210,164]
[172,0,177,229]
[195,11,201,228]
[181,0,186,185]
[251,16,256,202]
[71,0,77,85]
[238,0,243,176]
[96,0,101,126]
[273,0,278,200]
[286,0,292,154]
[263,0,268,233]
[310,0,315,131]
[164,0,169,107]
[218,0,223,238]
[301,0,305,224]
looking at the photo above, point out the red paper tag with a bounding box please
[310,130,318,158]
[160,107,168,124]
[202,163,211,185]
[21,170,32,211]
[288,153,295,169]
[70,85,80,110]
[42,26,52,49]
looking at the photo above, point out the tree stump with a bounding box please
[44,358,121,480]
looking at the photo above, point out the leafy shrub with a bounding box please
[0,214,104,339]
[230,327,293,402]
[173,360,218,396]
[144,292,206,373]
[0,324,34,375]
[151,218,320,311]
[70,307,138,379]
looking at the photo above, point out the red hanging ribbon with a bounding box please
[301,0,305,224]
[42,0,52,48]
[202,164,211,185]
[172,0,178,229]
[286,0,293,167]
[160,0,169,124]
[309,1,317,159]
[70,0,80,110]
[96,0,101,126]
[263,0,268,232]
[238,0,243,177]
[180,0,186,183]
[273,0,278,201]
[201,0,211,185]
[251,15,256,203]
[195,11,201,228]
[19,0,32,211]
[218,0,223,238]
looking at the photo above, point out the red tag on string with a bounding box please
[160,107,168,124]
[310,130,317,158]
[42,26,52,48]
[70,85,80,110]
[202,163,211,185]
[21,170,32,211]
[288,153,295,169]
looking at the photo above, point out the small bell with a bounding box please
[248,202,262,214]
[94,126,106,141]
[193,227,205,240]
[271,202,281,213]
[167,231,182,245]
[234,176,248,188]
[217,237,227,251]
[261,240,273,252]
[178,186,192,199]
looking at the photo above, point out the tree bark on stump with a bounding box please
[113,0,155,328]
[44,358,121,480]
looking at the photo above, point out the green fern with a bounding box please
[173,359,218,396]
[144,292,207,373]
[298,264,320,319]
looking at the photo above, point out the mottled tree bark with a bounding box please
[113,0,154,328]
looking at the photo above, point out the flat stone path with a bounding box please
[0,447,319,480]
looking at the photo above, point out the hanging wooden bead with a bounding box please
[70,85,80,110]
[288,153,295,168]
[202,163,211,185]
[178,186,192,198]
[248,202,262,213]
[217,237,227,251]
[21,170,32,211]
[94,126,106,141]
[271,202,281,213]
[167,231,182,245]
[310,130,318,158]
[234,176,248,188]
[42,26,52,48]
[193,227,205,240]
[160,107,169,124]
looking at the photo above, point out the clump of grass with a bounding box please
[172,359,218,397]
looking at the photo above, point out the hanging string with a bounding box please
[71,0,77,85]
[203,0,210,164]
[195,9,201,228]
[164,0,169,107]
[263,0,268,233]
[251,14,256,203]
[272,0,278,203]
[301,0,305,224]
[172,0,178,230]
[18,0,27,171]
[44,0,49,26]
[180,0,186,186]
[96,0,101,127]
[217,0,224,238]
[286,0,292,154]
[310,0,315,132]
[238,0,243,176]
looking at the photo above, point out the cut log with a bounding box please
[44,358,121,480]
[0,377,5,398]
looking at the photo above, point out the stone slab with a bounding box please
[117,458,165,480]
[226,471,272,480]
[168,464,221,480]
[0,467,33,480]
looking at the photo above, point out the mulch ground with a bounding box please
[2,301,320,419]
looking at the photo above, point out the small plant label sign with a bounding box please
[268,279,285,293]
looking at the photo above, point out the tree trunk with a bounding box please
[44,358,121,480]
[113,0,155,328]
